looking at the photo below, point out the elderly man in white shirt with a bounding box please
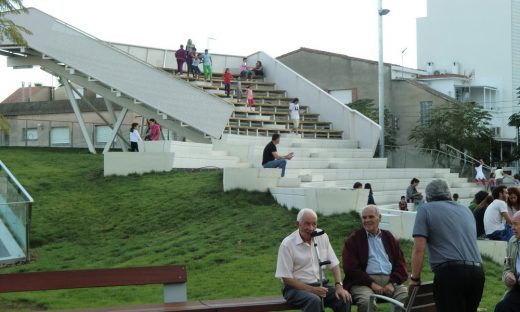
[275,208,352,312]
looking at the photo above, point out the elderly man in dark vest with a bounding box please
[342,205,408,312]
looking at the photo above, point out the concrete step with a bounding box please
[215,134,356,147]
[280,158,388,170]
[372,187,479,205]
[299,177,472,191]
[283,168,452,181]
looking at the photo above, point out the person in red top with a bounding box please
[223,68,232,98]
[148,118,161,141]
[342,205,408,312]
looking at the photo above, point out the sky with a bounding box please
[0,0,426,101]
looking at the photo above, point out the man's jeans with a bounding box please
[283,284,351,312]
[263,159,287,177]
[487,226,513,241]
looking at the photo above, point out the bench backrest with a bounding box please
[0,265,187,303]
[406,281,436,312]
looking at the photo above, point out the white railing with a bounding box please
[246,51,381,153]
[110,42,245,75]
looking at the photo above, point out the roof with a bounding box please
[0,98,108,116]
[403,79,459,104]
[277,47,391,66]
[2,86,52,104]
[416,73,470,80]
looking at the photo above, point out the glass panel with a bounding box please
[0,161,32,263]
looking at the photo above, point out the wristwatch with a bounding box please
[335,282,343,287]
[410,274,421,282]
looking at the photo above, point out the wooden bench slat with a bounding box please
[57,302,214,312]
[57,297,296,312]
[0,265,186,293]
[202,295,294,311]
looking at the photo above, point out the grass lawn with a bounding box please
[0,147,508,311]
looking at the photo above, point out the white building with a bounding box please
[416,0,520,142]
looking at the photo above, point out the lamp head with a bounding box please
[379,9,390,16]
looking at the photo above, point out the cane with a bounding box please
[312,230,331,311]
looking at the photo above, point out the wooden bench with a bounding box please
[0,265,188,304]
[368,281,436,312]
[59,296,295,312]
[0,265,296,312]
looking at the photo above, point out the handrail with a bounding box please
[385,145,492,173]
[443,144,493,170]
[0,160,33,203]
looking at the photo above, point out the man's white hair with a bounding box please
[297,208,318,223]
[362,205,380,216]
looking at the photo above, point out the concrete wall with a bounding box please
[278,49,391,107]
[278,49,456,146]
[390,80,456,145]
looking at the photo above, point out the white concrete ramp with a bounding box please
[0,8,232,141]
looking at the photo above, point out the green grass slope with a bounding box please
[0,147,507,311]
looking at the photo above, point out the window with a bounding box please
[420,101,433,126]
[329,88,358,105]
[50,127,70,146]
[94,125,112,145]
[22,128,38,141]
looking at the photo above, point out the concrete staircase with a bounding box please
[190,73,343,139]
[217,134,479,215]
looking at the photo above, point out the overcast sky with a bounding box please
[0,0,426,101]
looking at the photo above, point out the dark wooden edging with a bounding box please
[0,265,187,293]
[57,296,295,312]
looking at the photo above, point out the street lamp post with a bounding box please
[378,0,389,158]
[206,37,216,50]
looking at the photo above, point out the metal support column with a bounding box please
[104,99,129,152]
[63,79,96,154]
[69,85,129,150]
[103,107,128,154]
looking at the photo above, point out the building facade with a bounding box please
[417,0,520,141]
[277,48,459,147]
[0,86,154,149]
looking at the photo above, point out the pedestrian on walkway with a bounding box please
[175,44,186,75]
[203,49,213,81]
[129,123,142,152]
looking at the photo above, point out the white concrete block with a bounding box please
[278,177,301,187]
[223,168,279,192]
[104,152,174,176]
[477,240,507,264]
[270,187,369,216]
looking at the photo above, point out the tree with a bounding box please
[507,88,520,160]
[0,0,31,46]
[347,98,397,150]
[409,102,493,160]
[508,112,520,146]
